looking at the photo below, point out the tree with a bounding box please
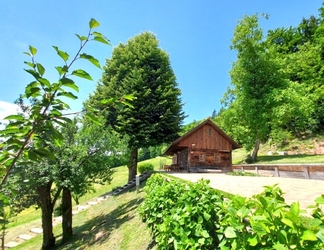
[227,14,285,161]
[267,13,324,135]
[0,19,110,249]
[88,32,185,181]
[211,109,217,119]
[50,117,117,242]
[220,12,322,159]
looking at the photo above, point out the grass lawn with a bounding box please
[232,148,324,164]
[5,157,173,249]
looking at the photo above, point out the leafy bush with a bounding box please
[139,174,324,250]
[138,163,154,174]
[139,174,225,249]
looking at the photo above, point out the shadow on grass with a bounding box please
[54,194,147,249]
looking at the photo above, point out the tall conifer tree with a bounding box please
[88,32,185,181]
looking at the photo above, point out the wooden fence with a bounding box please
[232,164,324,180]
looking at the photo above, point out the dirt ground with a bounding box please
[168,173,324,211]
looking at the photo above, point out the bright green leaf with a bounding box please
[315,195,324,205]
[281,218,295,230]
[89,18,100,29]
[247,236,258,246]
[75,33,87,41]
[53,46,69,62]
[301,230,317,241]
[123,94,135,101]
[24,68,40,79]
[24,61,34,68]
[85,113,102,125]
[224,227,237,238]
[71,69,92,80]
[50,109,62,117]
[60,78,79,92]
[80,53,101,68]
[203,211,211,221]
[55,66,68,76]
[57,91,78,100]
[93,36,110,45]
[3,115,25,121]
[36,63,45,76]
[121,100,134,108]
[201,230,209,238]
[23,52,31,57]
[29,45,37,56]
[38,77,51,88]
[25,87,41,98]
[99,98,116,105]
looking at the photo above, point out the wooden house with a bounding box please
[164,118,240,172]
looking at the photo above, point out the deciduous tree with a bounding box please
[0,19,110,249]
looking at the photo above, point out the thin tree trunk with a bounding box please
[62,187,73,242]
[251,139,260,162]
[128,148,138,182]
[37,183,55,250]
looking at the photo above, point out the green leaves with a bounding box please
[1,18,111,189]
[23,45,37,57]
[92,31,110,45]
[140,175,324,249]
[139,175,224,249]
[80,53,101,68]
[3,114,25,121]
[53,46,69,62]
[89,18,100,29]
[71,69,92,80]
[59,78,79,92]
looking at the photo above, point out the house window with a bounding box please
[208,128,212,136]
[199,153,205,162]
[215,153,220,164]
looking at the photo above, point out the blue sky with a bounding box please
[0,1,323,124]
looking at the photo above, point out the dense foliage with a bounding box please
[139,174,324,249]
[216,4,324,161]
[87,32,185,181]
[138,163,154,174]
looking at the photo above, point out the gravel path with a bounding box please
[168,173,324,210]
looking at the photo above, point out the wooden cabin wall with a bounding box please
[190,149,231,168]
[178,124,232,151]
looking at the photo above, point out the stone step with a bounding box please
[72,210,79,215]
[87,201,98,206]
[19,233,34,241]
[4,241,20,248]
[30,228,43,234]
[97,197,106,202]
[54,216,62,222]
[77,205,89,211]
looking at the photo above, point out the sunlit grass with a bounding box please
[5,156,171,246]
[232,148,323,164]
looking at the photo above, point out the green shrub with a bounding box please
[139,174,324,250]
[139,174,224,249]
[138,163,154,174]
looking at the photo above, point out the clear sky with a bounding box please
[0,1,323,124]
